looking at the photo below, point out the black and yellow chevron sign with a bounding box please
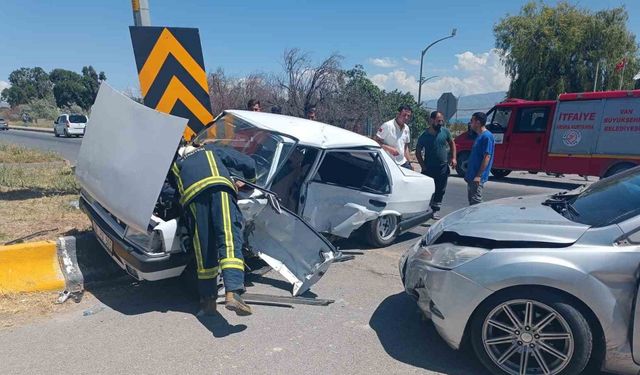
[130,26,213,140]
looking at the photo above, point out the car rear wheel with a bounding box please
[54,128,60,137]
[64,128,70,138]
[456,151,470,177]
[365,214,398,247]
[471,289,592,375]
[491,169,511,179]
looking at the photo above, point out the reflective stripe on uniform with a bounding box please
[179,176,236,206]
[171,162,184,194]
[205,150,220,176]
[220,191,243,269]
[189,203,219,279]
[197,267,219,279]
[220,257,244,271]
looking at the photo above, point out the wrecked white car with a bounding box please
[205,110,435,247]
[76,84,338,296]
[77,84,434,295]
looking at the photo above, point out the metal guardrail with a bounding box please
[7,125,54,133]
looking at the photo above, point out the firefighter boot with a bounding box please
[197,295,218,316]
[225,291,252,316]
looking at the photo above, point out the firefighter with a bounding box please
[169,141,257,316]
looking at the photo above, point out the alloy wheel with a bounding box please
[482,299,574,375]
[376,215,397,241]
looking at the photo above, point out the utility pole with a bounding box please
[593,60,600,92]
[417,29,456,108]
[132,0,151,26]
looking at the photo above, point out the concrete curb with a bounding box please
[0,233,125,298]
[8,125,54,133]
[0,241,64,293]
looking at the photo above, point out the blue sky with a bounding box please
[0,0,638,101]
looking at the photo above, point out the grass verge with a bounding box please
[0,148,89,244]
[0,143,61,164]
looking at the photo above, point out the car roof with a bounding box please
[225,110,379,149]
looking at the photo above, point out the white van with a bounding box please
[54,114,87,137]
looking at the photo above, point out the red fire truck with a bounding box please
[454,90,640,179]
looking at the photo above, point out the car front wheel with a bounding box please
[365,214,398,247]
[456,152,469,177]
[471,289,593,375]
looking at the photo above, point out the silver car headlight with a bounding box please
[415,242,487,270]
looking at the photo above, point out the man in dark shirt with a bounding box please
[415,111,457,219]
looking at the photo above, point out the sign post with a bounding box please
[437,92,458,123]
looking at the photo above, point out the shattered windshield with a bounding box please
[193,113,297,187]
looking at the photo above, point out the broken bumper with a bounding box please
[80,196,189,281]
[400,244,492,349]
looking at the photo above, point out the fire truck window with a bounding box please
[487,108,511,134]
[515,108,549,133]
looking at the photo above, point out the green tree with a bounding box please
[494,1,639,100]
[1,67,53,107]
[50,66,106,111]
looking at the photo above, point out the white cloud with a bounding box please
[371,49,510,101]
[368,57,398,68]
[402,57,420,66]
[372,70,418,94]
[0,80,10,93]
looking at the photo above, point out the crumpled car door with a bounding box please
[239,186,338,297]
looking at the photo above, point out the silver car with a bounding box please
[400,167,640,375]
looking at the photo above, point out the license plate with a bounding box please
[93,223,113,252]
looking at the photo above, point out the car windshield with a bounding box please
[566,167,640,227]
[193,113,297,187]
[69,115,88,123]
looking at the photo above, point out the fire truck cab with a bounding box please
[454,90,640,179]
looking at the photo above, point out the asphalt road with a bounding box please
[0,170,591,374]
[0,129,82,163]
[1,130,598,374]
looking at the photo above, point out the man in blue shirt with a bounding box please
[464,112,495,205]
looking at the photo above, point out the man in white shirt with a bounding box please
[375,105,413,169]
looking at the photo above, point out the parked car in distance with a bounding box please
[54,114,87,137]
[0,118,8,130]
[400,166,640,375]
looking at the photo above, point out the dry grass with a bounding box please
[0,162,78,193]
[0,151,89,244]
[0,291,68,329]
[8,119,54,129]
[0,143,61,163]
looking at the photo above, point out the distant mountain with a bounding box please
[424,91,507,122]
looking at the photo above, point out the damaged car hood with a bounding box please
[76,83,187,233]
[431,195,590,244]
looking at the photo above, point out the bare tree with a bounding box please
[278,49,343,118]
[209,69,284,115]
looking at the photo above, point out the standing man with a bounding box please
[247,99,261,112]
[415,111,457,219]
[170,142,257,316]
[375,105,413,170]
[465,112,495,205]
[305,105,317,121]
